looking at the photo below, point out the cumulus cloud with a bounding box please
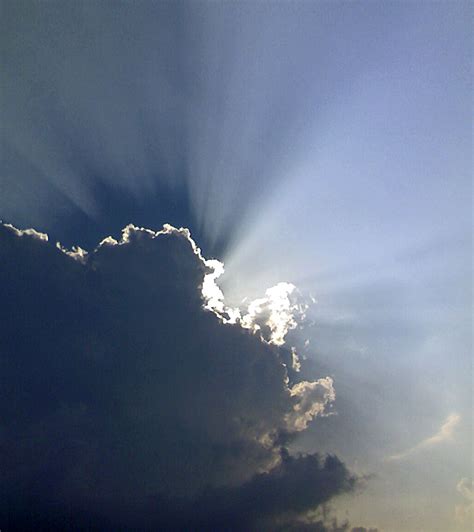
[387,413,461,461]
[0,222,352,530]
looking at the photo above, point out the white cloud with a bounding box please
[3,223,48,241]
[286,377,336,432]
[202,270,309,347]
[240,282,306,346]
[56,242,88,263]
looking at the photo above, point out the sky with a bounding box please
[1,2,472,531]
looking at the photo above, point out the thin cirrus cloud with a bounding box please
[387,413,461,462]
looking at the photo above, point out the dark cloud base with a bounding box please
[1,223,357,531]
[5,453,354,531]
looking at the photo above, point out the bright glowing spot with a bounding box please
[202,258,241,323]
[202,268,309,347]
[202,262,309,345]
[240,282,305,346]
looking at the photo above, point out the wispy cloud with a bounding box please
[387,413,461,462]
[455,478,474,525]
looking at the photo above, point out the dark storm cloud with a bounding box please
[0,223,353,530]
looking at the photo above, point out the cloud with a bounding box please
[0,222,352,530]
[2,222,49,241]
[387,413,461,461]
[455,478,474,526]
[240,283,307,346]
[203,263,308,349]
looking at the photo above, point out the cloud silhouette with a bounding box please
[1,222,353,530]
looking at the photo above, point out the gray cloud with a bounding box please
[0,223,354,530]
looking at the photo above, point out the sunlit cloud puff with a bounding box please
[0,222,352,530]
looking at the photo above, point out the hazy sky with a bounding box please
[1,2,472,531]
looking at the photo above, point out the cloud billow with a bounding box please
[0,223,353,530]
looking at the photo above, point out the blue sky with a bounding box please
[1,2,472,530]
